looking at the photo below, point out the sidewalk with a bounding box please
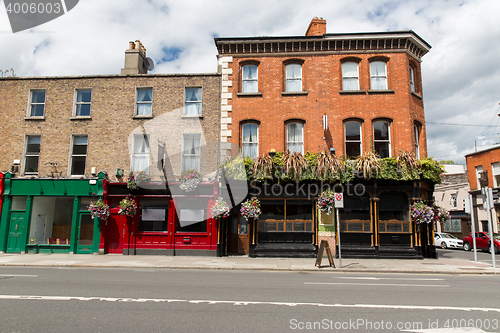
[0,253,499,274]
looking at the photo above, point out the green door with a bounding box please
[76,213,97,254]
[7,212,27,253]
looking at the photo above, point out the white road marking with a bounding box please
[0,295,497,313]
[0,274,38,277]
[305,282,449,287]
[337,277,445,281]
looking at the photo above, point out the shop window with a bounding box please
[370,61,388,90]
[342,62,359,90]
[11,196,27,211]
[344,121,362,157]
[23,135,41,174]
[181,134,201,171]
[74,89,92,117]
[492,162,500,187]
[378,192,410,233]
[241,64,258,93]
[132,134,150,173]
[285,64,302,92]
[339,194,371,232]
[373,120,391,158]
[242,123,259,159]
[28,197,73,245]
[138,198,169,232]
[136,88,153,116]
[29,90,45,117]
[258,200,313,232]
[286,122,304,154]
[70,135,88,176]
[185,87,202,116]
[443,218,462,233]
[176,198,207,233]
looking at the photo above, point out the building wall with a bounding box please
[0,74,221,182]
[465,146,500,190]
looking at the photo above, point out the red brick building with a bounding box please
[215,18,436,258]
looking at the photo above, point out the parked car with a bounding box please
[462,232,500,253]
[434,232,463,249]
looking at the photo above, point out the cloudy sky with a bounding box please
[1,0,499,166]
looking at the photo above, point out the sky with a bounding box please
[0,0,499,166]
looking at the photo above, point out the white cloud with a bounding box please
[1,0,499,164]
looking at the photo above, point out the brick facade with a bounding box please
[465,146,500,190]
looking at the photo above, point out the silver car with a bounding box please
[434,232,463,249]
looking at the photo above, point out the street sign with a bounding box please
[464,196,470,214]
[334,192,344,208]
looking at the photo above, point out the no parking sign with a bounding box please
[334,192,344,208]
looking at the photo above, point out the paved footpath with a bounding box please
[0,253,499,274]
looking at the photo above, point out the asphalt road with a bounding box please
[1,267,499,333]
[437,247,499,262]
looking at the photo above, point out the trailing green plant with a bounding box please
[355,150,381,179]
[419,157,444,183]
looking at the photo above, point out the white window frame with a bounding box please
[345,121,362,157]
[492,162,500,187]
[69,135,88,176]
[28,89,46,117]
[74,89,92,117]
[285,63,302,92]
[409,66,415,92]
[475,165,483,189]
[184,87,203,116]
[181,134,202,172]
[373,120,391,158]
[135,87,153,116]
[342,62,359,91]
[241,64,258,93]
[414,124,420,160]
[241,123,259,159]
[370,61,388,90]
[23,135,41,175]
[286,122,304,154]
[132,134,151,173]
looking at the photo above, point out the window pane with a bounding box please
[242,65,258,93]
[260,200,284,220]
[76,104,91,116]
[371,77,388,90]
[242,65,257,80]
[73,144,88,155]
[345,122,361,141]
[137,103,152,116]
[242,80,257,93]
[186,88,202,102]
[286,200,312,220]
[345,142,361,157]
[73,136,88,145]
[242,123,258,158]
[375,142,390,158]
[185,103,201,116]
[137,88,153,102]
[25,156,39,173]
[26,136,41,153]
[77,90,92,103]
[71,156,86,175]
[342,62,358,77]
[343,78,358,91]
[31,90,45,104]
[134,135,150,154]
[373,121,389,140]
[31,104,45,117]
[286,64,302,92]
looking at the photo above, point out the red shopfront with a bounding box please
[100,182,219,256]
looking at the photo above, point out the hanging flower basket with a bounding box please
[211,197,230,219]
[432,205,450,225]
[179,169,202,192]
[317,190,336,215]
[410,201,434,224]
[127,171,150,189]
[88,199,110,220]
[240,197,261,221]
[118,196,138,217]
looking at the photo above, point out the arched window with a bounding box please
[342,62,359,90]
[344,121,362,157]
[285,63,302,92]
[414,124,420,159]
[286,122,304,154]
[242,123,259,159]
[241,64,258,93]
[373,120,391,158]
[409,66,415,93]
[370,61,388,90]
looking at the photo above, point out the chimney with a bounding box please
[121,39,147,75]
[305,17,326,36]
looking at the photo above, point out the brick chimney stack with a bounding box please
[121,39,147,75]
[305,17,326,36]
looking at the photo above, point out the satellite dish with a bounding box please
[144,57,155,71]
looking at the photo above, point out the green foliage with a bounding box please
[420,157,444,183]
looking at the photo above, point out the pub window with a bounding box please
[339,193,371,233]
[176,198,208,233]
[378,191,410,233]
[258,199,313,232]
[138,198,169,232]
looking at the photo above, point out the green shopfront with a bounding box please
[0,173,106,254]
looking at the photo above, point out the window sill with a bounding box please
[181,115,204,119]
[340,90,366,95]
[24,116,45,120]
[281,91,308,96]
[70,116,92,120]
[132,115,154,119]
[411,91,423,99]
[237,92,263,97]
[368,90,395,94]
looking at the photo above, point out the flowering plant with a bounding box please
[118,196,138,217]
[410,201,434,224]
[317,190,336,215]
[240,197,261,221]
[211,198,230,219]
[432,205,450,224]
[88,199,110,220]
[179,169,202,192]
[127,171,150,189]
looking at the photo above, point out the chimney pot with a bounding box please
[129,41,135,50]
[305,17,326,36]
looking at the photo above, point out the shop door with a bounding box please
[105,212,129,254]
[227,215,249,254]
[76,213,97,254]
[7,212,26,253]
